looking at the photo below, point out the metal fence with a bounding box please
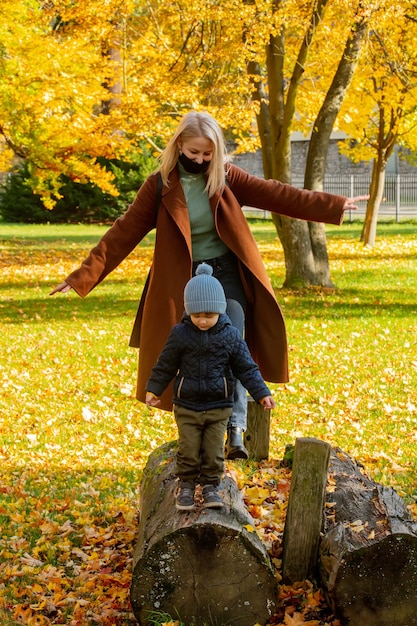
[243,174,417,221]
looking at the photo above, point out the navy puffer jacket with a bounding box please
[146,313,271,411]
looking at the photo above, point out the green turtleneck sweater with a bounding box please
[179,164,229,261]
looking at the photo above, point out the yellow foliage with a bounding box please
[337,0,417,159]
[1,0,416,207]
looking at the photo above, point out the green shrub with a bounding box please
[0,147,157,223]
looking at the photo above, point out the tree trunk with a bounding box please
[319,448,417,626]
[272,214,336,289]
[264,1,364,288]
[304,5,369,192]
[271,215,317,288]
[361,158,386,247]
[130,441,278,626]
[308,221,334,287]
[101,18,123,115]
[247,59,273,179]
[361,106,398,247]
[303,5,369,286]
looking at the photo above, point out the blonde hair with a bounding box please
[157,111,229,197]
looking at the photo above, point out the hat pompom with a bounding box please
[195,263,213,277]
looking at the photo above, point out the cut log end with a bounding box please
[131,519,277,625]
[321,530,417,624]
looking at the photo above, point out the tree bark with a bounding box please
[130,441,278,626]
[271,215,317,288]
[247,58,273,179]
[304,3,369,192]
[319,448,417,626]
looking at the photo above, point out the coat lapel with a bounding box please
[162,169,192,255]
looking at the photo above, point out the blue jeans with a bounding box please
[226,298,247,431]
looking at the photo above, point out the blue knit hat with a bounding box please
[184,263,227,315]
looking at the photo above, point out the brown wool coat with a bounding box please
[65,164,347,411]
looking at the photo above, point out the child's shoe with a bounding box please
[175,482,195,511]
[202,484,223,508]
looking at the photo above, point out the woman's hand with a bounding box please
[49,281,72,295]
[343,195,369,211]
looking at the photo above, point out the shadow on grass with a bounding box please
[0,227,156,247]
[1,293,140,324]
[285,290,416,316]
[1,285,416,325]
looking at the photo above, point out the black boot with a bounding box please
[225,427,249,460]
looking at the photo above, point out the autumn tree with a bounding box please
[246,0,381,287]
[2,0,414,268]
[0,0,134,208]
[124,0,376,287]
[337,0,417,246]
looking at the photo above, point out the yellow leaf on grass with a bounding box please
[40,521,59,535]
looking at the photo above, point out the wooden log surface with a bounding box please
[130,440,278,626]
[281,437,331,583]
[319,448,417,626]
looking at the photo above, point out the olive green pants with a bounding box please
[174,405,232,486]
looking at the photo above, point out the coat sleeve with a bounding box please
[226,164,347,225]
[145,327,182,398]
[229,332,272,402]
[65,174,160,296]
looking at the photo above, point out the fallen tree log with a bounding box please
[130,441,278,626]
[319,447,417,626]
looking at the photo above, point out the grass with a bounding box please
[0,219,416,625]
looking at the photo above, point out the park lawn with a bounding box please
[0,220,416,625]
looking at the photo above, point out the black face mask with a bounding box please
[179,151,210,174]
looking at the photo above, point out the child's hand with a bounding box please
[259,395,275,410]
[146,392,161,407]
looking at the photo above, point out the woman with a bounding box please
[50,111,366,459]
